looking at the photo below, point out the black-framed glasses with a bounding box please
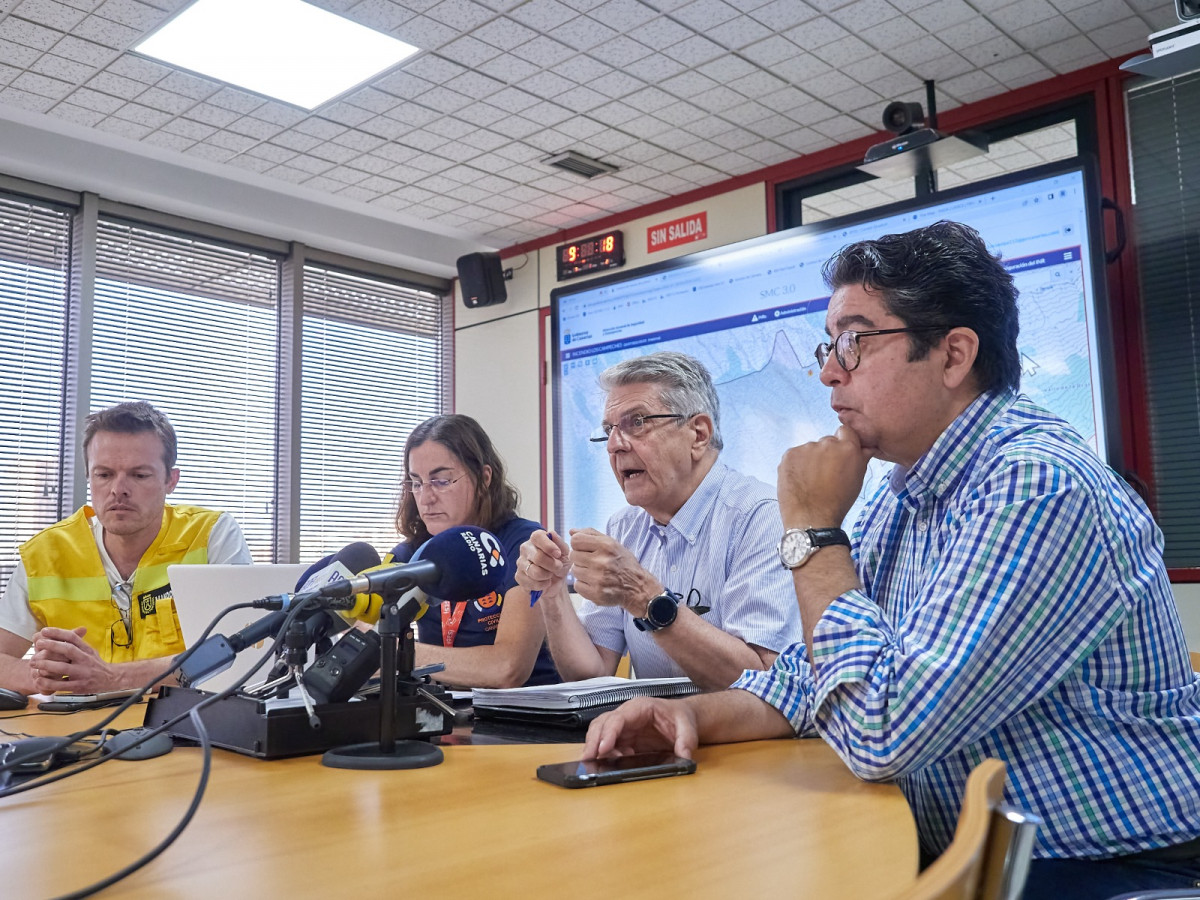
[589,413,687,444]
[815,327,945,372]
[110,585,133,650]
[405,475,465,495]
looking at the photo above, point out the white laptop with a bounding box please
[169,563,309,693]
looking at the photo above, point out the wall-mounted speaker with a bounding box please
[456,252,507,308]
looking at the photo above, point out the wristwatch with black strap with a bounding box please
[778,527,851,569]
[633,591,679,632]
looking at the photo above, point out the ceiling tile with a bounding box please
[588,33,654,67]
[395,14,457,47]
[47,100,106,125]
[473,16,539,50]
[30,52,94,82]
[672,0,742,30]
[476,52,541,81]
[440,34,505,67]
[46,34,117,65]
[111,99,171,126]
[511,33,577,66]
[67,83,126,112]
[404,53,468,84]
[94,113,152,138]
[831,0,901,31]
[988,0,1061,29]
[92,0,166,30]
[700,12,772,48]
[908,0,978,29]
[860,13,933,49]
[16,0,89,29]
[1091,14,1154,52]
[1010,14,1080,48]
[156,69,218,100]
[1,85,57,111]
[2,17,65,52]
[345,0,416,31]
[141,129,197,152]
[9,70,70,101]
[550,15,618,49]
[161,116,217,140]
[625,52,687,81]
[186,101,242,128]
[958,34,1024,66]
[785,15,851,51]
[1071,0,1137,31]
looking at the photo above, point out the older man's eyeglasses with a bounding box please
[405,475,465,495]
[815,327,944,372]
[589,413,687,443]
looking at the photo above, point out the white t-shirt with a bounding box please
[0,511,252,642]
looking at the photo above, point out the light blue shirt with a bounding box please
[578,461,802,682]
[734,391,1200,860]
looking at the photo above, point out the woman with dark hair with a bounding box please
[391,414,558,687]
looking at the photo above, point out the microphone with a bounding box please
[331,526,510,624]
[255,542,383,612]
[175,543,382,689]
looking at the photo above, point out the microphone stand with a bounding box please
[321,588,444,770]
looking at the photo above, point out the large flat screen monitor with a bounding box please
[550,157,1116,536]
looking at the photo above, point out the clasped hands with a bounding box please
[515,528,662,617]
[29,626,114,694]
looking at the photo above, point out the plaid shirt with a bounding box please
[734,390,1200,859]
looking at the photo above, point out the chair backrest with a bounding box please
[894,759,1042,900]
[1190,651,1200,673]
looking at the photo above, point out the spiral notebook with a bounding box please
[471,676,699,712]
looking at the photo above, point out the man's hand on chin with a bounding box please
[777,425,871,527]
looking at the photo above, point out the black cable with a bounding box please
[0,599,259,781]
[50,705,213,900]
[1,600,318,893]
[0,598,312,796]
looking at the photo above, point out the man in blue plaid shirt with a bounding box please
[584,221,1200,898]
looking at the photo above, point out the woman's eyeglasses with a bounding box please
[405,475,465,495]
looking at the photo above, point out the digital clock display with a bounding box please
[556,230,624,281]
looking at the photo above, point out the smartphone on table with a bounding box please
[536,751,696,788]
[37,689,141,712]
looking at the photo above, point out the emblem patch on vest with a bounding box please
[138,584,173,618]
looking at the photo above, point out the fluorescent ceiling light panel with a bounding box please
[135,0,419,110]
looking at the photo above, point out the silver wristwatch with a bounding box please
[778,527,850,569]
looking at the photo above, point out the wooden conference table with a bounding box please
[1,703,918,898]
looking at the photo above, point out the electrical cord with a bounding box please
[0,599,321,895]
[0,599,263,782]
[51,705,213,900]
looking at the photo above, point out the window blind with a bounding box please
[1127,71,1200,568]
[0,194,71,595]
[299,264,446,561]
[91,218,281,562]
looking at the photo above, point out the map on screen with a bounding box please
[551,160,1113,537]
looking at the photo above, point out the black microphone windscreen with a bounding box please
[413,526,509,603]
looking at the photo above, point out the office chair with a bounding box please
[894,758,1043,900]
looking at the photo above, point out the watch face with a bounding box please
[647,593,678,628]
[780,529,814,568]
